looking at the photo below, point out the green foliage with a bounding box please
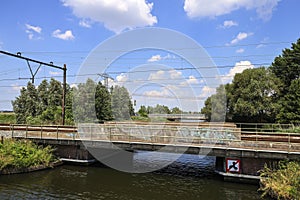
[0,139,56,171]
[0,113,16,124]
[271,39,300,94]
[260,161,300,199]
[131,116,150,122]
[111,85,134,121]
[201,68,282,123]
[201,96,212,121]
[230,67,281,123]
[73,79,97,123]
[72,79,135,122]
[95,82,113,121]
[277,79,300,124]
[201,38,300,124]
[171,107,182,114]
[12,79,74,125]
[138,105,148,118]
[147,104,171,114]
[48,79,63,107]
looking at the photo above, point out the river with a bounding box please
[0,152,264,200]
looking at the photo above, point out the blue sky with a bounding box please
[0,0,300,111]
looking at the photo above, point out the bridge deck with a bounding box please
[1,123,300,156]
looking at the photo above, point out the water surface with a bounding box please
[0,153,263,200]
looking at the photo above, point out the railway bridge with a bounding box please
[1,122,300,182]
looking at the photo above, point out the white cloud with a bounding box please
[79,19,92,28]
[229,32,253,45]
[199,86,216,98]
[25,24,42,34]
[187,75,199,84]
[180,75,200,86]
[52,29,75,40]
[116,73,128,82]
[49,71,61,75]
[11,84,22,91]
[70,84,78,88]
[220,20,238,29]
[256,37,269,48]
[143,88,171,98]
[148,70,165,80]
[147,54,176,62]
[148,55,162,62]
[221,60,254,83]
[62,0,157,33]
[25,24,42,40]
[236,48,245,53]
[169,70,182,79]
[184,0,279,21]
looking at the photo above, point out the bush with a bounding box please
[260,161,300,199]
[0,139,56,171]
[0,113,16,124]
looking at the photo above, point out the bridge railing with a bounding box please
[0,124,77,140]
[1,123,300,152]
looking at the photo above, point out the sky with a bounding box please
[0,0,300,112]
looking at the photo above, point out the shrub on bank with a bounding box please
[0,139,56,171]
[0,113,16,124]
[259,161,300,199]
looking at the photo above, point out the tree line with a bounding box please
[137,105,183,118]
[201,39,300,124]
[12,78,134,125]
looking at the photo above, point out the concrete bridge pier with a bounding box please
[53,143,96,164]
[52,142,135,170]
[88,147,135,172]
[215,156,280,184]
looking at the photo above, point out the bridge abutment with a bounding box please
[215,156,280,183]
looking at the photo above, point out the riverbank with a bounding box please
[0,139,59,175]
[259,161,300,199]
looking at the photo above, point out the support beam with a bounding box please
[0,50,67,125]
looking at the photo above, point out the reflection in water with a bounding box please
[0,152,262,200]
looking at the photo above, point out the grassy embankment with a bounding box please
[0,112,16,124]
[0,139,57,174]
[260,161,300,199]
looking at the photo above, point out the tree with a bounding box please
[25,82,39,118]
[111,86,134,120]
[229,67,281,123]
[149,104,171,114]
[171,107,182,114]
[138,105,148,117]
[12,87,28,123]
[270,39,300,94]
[201,67,281,123]
[95,82,112,121]
[73,79,97,123]
[37,79,49,115]
[201,96,212,121]
[13,79,74,125]
[277,79,300,124]
[201,85,227,122]
[48,78,63,108]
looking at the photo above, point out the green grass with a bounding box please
[259,161,300,199]
[0,113,16,124]
[0,139,56,171]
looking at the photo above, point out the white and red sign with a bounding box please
[226,158,241,173]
